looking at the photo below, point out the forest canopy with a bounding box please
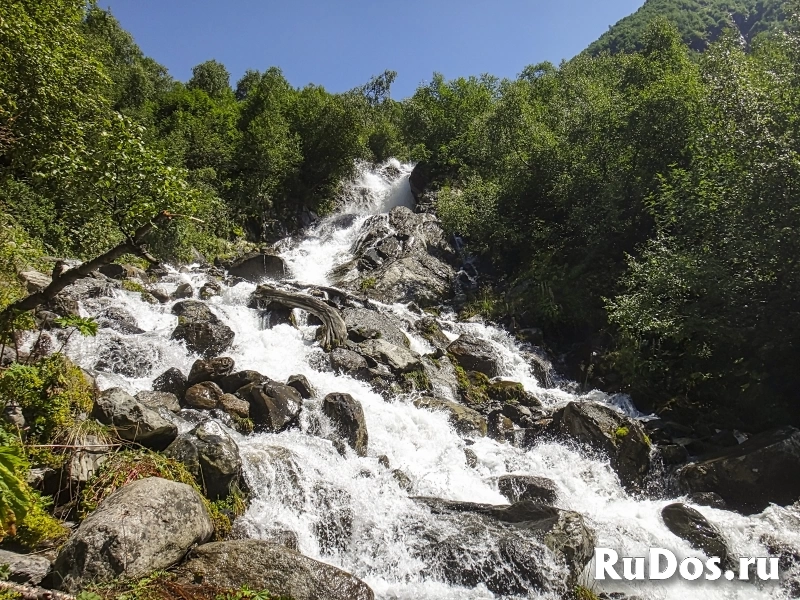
[2,0,800,427]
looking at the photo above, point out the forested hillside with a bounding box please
[3,0,800,434]
[588,0,787,54]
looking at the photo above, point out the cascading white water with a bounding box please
[61,160,797,600]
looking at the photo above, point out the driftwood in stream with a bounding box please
[0,212,173,321]
[253,284,348,350]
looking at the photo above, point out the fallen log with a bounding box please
[0,580,75,600]
[253,284,347,350]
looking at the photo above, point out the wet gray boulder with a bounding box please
[678,426,800,514]
[200,280,222,300]
[97,306,144,335]
[219,370,267,394]
[165,421,243,500]
[52,477,213,592]
[171,301,234,358]
[177,540,374,600]
[498,475,558,504]
[323,393,368,456]
[219,393,250,419]
[91,388,177,450]
[152,367,188,398]
[184,381,225,410]
[287,374,315,399]
[246,381,302,432]
[415,498,595,595]
[332,207,457,306]
[227,251,287,283]
[343,307,409,348]
[135,390,181,413]
[661,503,733,567]
[329,348,371,380]
[358,338,422,374]
[414,397,487,437]
[550,402,651,491]
[448,334,501,377]
[172,282,193,300]
[414,316,451,348]
[188,357,236,386]
[0,549,51,585]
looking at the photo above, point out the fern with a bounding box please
[0,446,31,540]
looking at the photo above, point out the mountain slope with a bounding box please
[587,0,787,54]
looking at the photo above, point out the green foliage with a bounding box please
[587,0,787,55]
[359,277,377,292]
[0,445,30,540]
[401,369,432,393]
[76,572,290,600]
[13,489,69,549]
[0,354,95,445]
[54,315,99,338]
[0,590,21,600]
[573,585,600,600]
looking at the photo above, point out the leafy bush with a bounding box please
[0,354,95,446]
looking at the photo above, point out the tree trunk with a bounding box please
[253,284,348,350]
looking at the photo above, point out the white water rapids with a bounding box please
[60,160,797,599]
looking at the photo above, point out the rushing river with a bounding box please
[61,160,797,600]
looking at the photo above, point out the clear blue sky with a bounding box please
[99,0,645,99]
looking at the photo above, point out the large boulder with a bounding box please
[415,498,595,595]
[171,301,234,358]
[413,396,487,437]
[135,390,181,414]
[323,393,368,456]
[188,357,235,386]
[184,381,225,410]
[498,475,558,504]
[550,402,651,491]
[329,348,371,380]
[152,367,188,398]
[52,477,213,592]
[678,426,800,514]
[331,207,457,306]
[448,334,502,378]
[227,252,287,283]
[287,374,316,399]
[357,338,423,374]
[661,503,733,567]
[97,306,144,335]
[218,369,267,394]
[177,540,373,600]
[343,307,409,348]
[91,388,177,450]
[165,421,243,500]
[246,381,302,432]
[0,549,51,585]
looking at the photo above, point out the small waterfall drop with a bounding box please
[59,160,796,600]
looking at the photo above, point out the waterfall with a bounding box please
[60,160,796,600]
